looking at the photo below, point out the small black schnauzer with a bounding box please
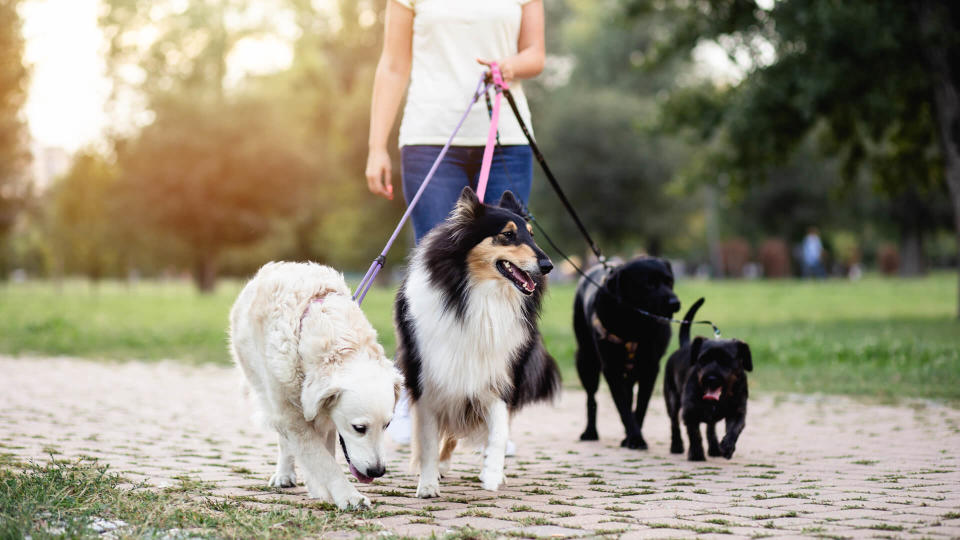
[574,257,680,449]
[664,298,752,461]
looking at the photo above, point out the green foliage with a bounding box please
[628,0,960,292]
[48,151,125,280]
[0,0,30,271]
[1,276,958,401]
[529,0,693,255]
[117,97,314,290]
[95,0,404,289]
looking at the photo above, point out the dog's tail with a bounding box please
[679,297,705,348]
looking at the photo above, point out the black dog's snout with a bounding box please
[703,374,723,388]
[668,297,681,313]
[367,464,386,478]
[538,257,554,275]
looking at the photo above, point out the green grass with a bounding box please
[1,274,958,400]
[0,458,377,539]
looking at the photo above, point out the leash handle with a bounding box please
[476,63,506,203]
[353,74,492,304]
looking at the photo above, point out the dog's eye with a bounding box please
[502,230,516,241]
[352,424,367,434]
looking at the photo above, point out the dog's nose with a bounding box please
[538,257,554,275]
[367,464,386,478]
[669,297,681,313]
[703,374,723,387]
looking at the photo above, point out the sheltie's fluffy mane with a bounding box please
[395,187,561,435]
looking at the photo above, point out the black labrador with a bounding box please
[574,257,680,449]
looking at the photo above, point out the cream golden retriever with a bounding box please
[229,262,401,510]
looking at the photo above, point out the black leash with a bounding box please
[499,86,608,268]
[527,212,722,338]
[485,80,721,337]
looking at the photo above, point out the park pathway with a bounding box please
[1,356,959,539]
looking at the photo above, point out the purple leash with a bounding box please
[353,74,491,304]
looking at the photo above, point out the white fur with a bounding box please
[401,250,535,497]
[229,261,401,510]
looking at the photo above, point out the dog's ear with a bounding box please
[392,368,405,403]
[301,373,341,422]
[691,336,705,364]
[452,186,482,222]
[664,259,674,277]
[497,190,524,215]
[736,340,752,372]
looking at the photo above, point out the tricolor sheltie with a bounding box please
[394,187,561,497]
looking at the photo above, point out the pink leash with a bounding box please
[475,63,507,203]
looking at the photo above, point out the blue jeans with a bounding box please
[401,145,533,242]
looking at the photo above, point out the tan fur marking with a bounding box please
[467,239,538,283]
[467,239,503,281]
[439,436,458,462]
[526,223,533,234]
[501,222,518,233]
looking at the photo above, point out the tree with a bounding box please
[117,98,312,291]
[0,0,29,275]
[528,0,691,257]
[630,0,960,316]
[100,0,316,290]
[48,151,124,281]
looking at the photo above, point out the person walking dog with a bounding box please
[364,0,546,446]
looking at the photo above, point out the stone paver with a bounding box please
[1,356,959,539]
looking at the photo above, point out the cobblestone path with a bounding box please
[2,356,958,539]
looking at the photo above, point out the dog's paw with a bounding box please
[620,435,648,450]
[670,440,684,454]
[708,444,722,457]
[479,468,505,491]
[579,428,599,441]
[305,483,332,503]
[268,471,297,488]
[720,440,736,459]
[334,489,371,511]
[416,479,441,499]
[687,450,706,462]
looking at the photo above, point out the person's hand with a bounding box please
[365,149,394,200]
[476,58,514,85]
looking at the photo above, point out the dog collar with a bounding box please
[591,313,640,363]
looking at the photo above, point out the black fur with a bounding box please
[574,257,680,449]
[664,298,752,461]
[395,187,561,412]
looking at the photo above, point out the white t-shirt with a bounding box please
[395,0,535,147]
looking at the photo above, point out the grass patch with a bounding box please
[2,275,959,399]
[0,459,382,539]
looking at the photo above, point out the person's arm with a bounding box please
[477,0,545,84]
[365,0,414,200]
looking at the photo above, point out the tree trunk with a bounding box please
[918,0,960,318]
[193,252,218,293]
[898,226,925,277]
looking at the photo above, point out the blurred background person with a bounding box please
[802,226,826,279]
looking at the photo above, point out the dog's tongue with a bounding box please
[703,388,722,401]
[349,463,374,484]
[508,264,536,291]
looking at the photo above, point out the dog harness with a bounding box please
[588,270,640,371]
[591,313,640,365]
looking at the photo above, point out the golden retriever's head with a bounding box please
[300,354,402,482]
